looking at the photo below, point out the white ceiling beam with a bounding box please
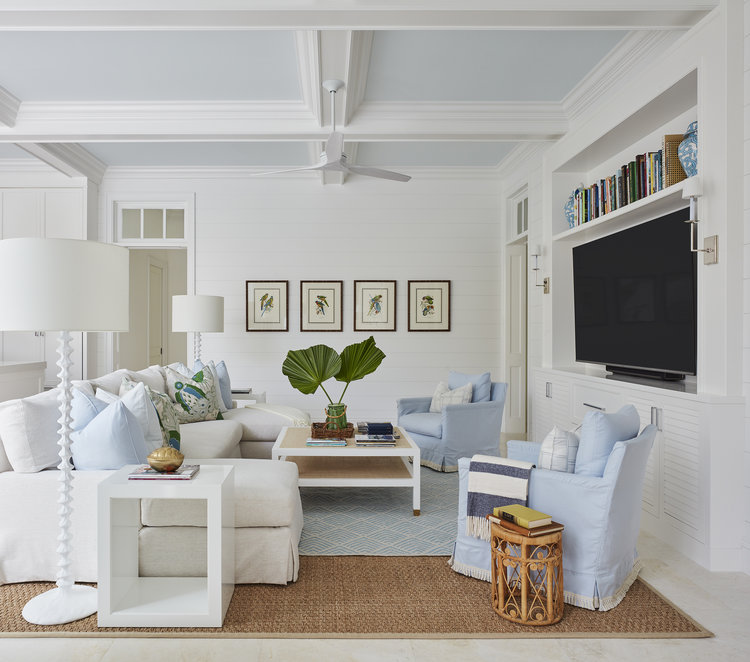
[15,143,107,183]
[344,31,373,126]
[0,2,715,30]
[0,85,20,127]
[295,30,322,128]
[0,100,566,142]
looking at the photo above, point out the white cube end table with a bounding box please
[97,464,235,628]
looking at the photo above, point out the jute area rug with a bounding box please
[0,557,711,639]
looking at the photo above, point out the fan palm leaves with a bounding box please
[282,336,385,404]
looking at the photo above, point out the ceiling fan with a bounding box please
[256,79,411,183]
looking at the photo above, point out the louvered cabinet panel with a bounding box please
[659,399,703,542]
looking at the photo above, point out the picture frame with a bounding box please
[408,280,451,332]
[245,280,288,331]
[354,280,397,332]
[300,280,343,331]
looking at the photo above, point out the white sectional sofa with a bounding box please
[0,365,310,586]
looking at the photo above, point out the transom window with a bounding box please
[117,204,186,243]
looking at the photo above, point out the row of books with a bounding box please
[567,133,687,229]
[354,434,397,447]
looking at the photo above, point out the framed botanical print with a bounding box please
[300,280,343,331]
[354,280,396,332]
[408,280,450,331]
[245,280,288,331]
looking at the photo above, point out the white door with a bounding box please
[504,243,527,435]
[148,261,165,367]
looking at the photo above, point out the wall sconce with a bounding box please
[530,244,550,294]
[681,177,717,265]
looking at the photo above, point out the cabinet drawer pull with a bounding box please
[582,402,605,411]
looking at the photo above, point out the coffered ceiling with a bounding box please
[0,1,714,182]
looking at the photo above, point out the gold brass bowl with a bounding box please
[147,446,185,472]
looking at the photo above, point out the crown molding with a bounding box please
[295,30,322,127]
[562,30,683,126]
[100,164,499,182]
[16,142,107,183]
[349,101,567,140]
[344,30,373,126]
[0,86,20,128]
[495,142,551,180]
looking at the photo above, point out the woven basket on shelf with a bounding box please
[310,422,354,440]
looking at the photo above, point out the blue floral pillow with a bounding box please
[164,366,222,424]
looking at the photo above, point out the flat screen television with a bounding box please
[572,207,696,380]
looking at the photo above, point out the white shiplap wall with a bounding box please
[99,169,503,424]
[743,0,750,576]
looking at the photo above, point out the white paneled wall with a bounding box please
[743,0,750,575]
[99,170,502,423]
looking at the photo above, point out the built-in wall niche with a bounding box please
[550,69,697,240]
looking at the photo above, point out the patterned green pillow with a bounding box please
[164,366,223,424]
[121,378,182,450]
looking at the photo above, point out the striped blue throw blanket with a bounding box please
[466,455,534,541]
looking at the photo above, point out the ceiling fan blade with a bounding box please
[252,164,324,176]
[345,164,411,182]
[325,131,344,161]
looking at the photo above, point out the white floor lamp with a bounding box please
[172,294,224,364]
[0,238,129,625]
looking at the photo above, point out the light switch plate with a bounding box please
[704,235,718,265]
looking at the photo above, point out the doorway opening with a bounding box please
[116,248,188,371]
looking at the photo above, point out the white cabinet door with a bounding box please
[531,370,572,441]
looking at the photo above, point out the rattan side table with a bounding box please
[490,520,564,625]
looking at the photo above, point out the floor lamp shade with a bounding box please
[0,238,129,626]
[0,238,129,332]
[172,295,225,333]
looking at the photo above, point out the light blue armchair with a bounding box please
[397,381,507,472]
[450,423,657,611]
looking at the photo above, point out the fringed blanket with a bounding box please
[466,455,534,541]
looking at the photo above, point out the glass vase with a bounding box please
[325,403,348,430]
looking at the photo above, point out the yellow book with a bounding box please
[494,504,552,529]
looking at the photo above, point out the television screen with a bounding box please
[572,207,696,377]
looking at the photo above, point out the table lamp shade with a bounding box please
[172,295,224,332]
[0,238,129,332]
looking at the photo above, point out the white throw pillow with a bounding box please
[0,389,62,473]
[96,381,162,452]
[429,381,473,413]
[71,400,149,470]
[538,426,580,473]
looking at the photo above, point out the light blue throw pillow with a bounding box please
[574,404,640,477]
[71,400,149,470]
[448,371,491,403]
[194,359,233,410]
[71,388,109,431]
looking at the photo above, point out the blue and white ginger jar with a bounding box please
[678,121,698,178]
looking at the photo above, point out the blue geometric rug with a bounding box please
[299,468,458,555]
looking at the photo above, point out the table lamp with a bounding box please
[0,238,129,625]
[172,294,224,363]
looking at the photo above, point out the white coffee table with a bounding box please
[272,426,421,515]
[97,464,235,627]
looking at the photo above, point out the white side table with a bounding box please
[97,464,235,627]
